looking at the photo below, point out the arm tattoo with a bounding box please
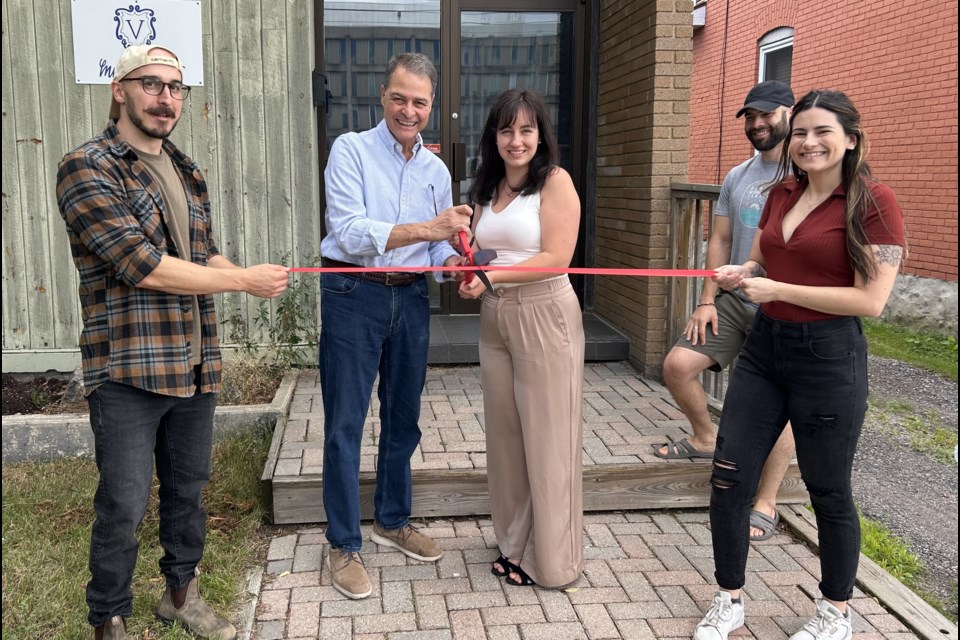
[747,261,766,278]
[874,245,903,268]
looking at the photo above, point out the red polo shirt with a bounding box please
[758,177,905,322]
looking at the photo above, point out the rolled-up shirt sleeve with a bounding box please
[429,238,460,268]
[56,151,163,287]
[324,133,395,257]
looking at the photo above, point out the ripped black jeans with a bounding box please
[710,311,867,602]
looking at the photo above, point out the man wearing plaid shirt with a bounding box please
[56,45,288,640]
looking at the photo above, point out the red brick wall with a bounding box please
[596,0,692,375]
[691,0,958,281]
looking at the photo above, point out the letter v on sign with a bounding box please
[126,20,144,40]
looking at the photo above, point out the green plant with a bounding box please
[952,582,959,623]
[860,513,925,586]
[221,308,258,354]
[222,253,321,370]
[866,399,958,465]
[29,389,49,409]
[803,505,956,620]
[862,318,958,381]
[902,413,959,465]
[859,513,955,620]
[251,267,318,369]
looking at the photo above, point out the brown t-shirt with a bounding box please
[136,148,203,366]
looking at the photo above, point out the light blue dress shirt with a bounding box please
[321,120,459,274]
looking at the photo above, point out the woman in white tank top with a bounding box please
[459,89,585,588]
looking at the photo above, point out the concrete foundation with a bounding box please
[883,273,958,338]
[1,372,298,463]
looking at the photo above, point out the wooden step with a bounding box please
[266,460,807,525]
[261,369,808,525]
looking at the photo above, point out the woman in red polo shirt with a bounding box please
[692,89,905,640]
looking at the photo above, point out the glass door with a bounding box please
[452,7,579,200]
[443,1,583,313]
[320,0,585,314]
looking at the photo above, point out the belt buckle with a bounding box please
[383,272,401,286]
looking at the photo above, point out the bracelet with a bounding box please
[696,302,715,307]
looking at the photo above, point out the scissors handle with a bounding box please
[459,230,475,283]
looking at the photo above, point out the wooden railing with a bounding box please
[669,182,727,409]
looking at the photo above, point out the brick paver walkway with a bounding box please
[274,363,693,482]
[250,364,917,639]
[253,512,914,639]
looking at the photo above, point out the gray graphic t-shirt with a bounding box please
[715,155,780,304]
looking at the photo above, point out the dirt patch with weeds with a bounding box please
[1,374,87,416]
[2,353,286,416]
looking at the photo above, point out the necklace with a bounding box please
[503,179,523,196]
[800,190,830,211]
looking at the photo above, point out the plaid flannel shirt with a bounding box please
[56,123,222,397]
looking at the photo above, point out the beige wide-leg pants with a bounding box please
[480,276,585,587]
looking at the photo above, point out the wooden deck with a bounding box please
[262,364,807,525]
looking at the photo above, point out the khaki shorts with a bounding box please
[673,291,756,372]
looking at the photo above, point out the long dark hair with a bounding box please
[469,88,559,206]
[774,89,880,282]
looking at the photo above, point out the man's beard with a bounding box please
[127,103,179,140]
[748,115,789,152]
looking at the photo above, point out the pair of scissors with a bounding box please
[458,230,496,291]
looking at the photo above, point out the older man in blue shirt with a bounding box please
[319,52,473,600]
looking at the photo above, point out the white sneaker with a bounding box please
[693,591,745,640]
[789,599,852,640]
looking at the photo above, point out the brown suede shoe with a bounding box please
[328,548,372,599]
[156,576,237,640]
[94,615,128,640]
[370,522,443,561]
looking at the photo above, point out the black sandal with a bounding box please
[505,564,536,587]
[490,555,517,577]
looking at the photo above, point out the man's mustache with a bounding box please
[145,106,176,118]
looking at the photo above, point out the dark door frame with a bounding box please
[442,0,589,312]
[441,0,585,194]
[313,0,592,312]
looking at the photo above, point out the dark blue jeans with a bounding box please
[86,379,216,626]
[710,311,867,602]
[319,273,430,551]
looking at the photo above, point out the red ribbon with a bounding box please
[289,265,714,277]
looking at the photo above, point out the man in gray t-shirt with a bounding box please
[655,81,796,542]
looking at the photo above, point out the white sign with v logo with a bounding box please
[71,0,203,85]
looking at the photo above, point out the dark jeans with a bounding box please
[710,311,867,602]
[85,379,216,626]
[319,273,430,551]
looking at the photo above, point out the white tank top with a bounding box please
[475,191,563,286]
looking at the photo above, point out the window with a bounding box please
[759,28,793,85]
[692,0,706,28]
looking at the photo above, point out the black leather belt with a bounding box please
[321,257,421,286]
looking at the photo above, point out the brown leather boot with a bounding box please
[93,615,128,640]
[156,576,237,639]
